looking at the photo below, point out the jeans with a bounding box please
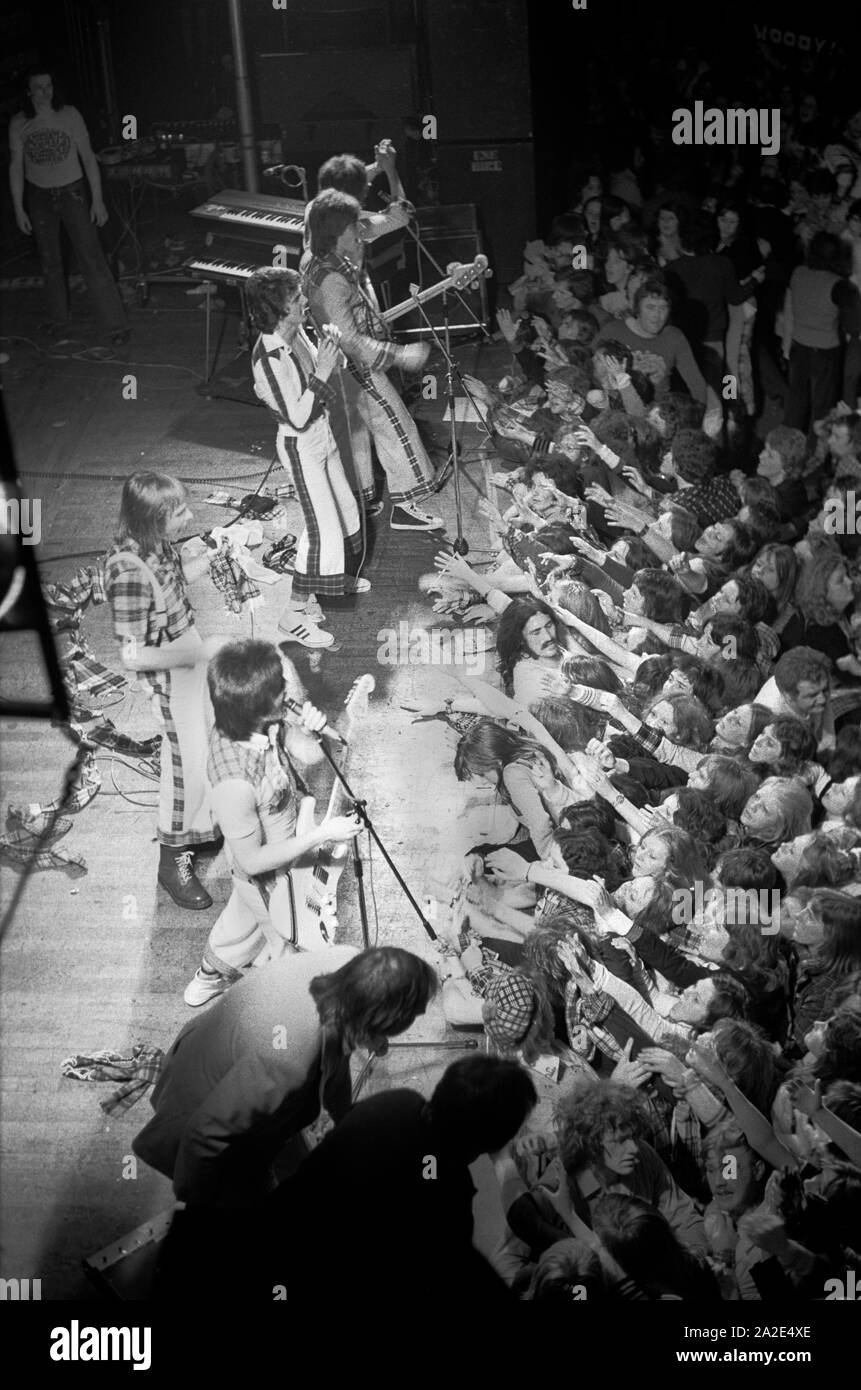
[784,342,840,434]
[844,337,861,409]
[27,178,126,332]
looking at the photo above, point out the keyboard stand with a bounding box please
[198,280,251,382]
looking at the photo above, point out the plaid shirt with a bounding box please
[208,724,301,881]
[103,540,193,650]
[301,251,402,374]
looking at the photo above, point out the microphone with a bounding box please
[283,698,347,747]
[263,164,287,176]
[320,322,347,367]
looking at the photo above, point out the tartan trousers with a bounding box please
[150,637,212,848]
[327,362,436,505]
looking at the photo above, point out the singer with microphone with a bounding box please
[183,638,362,1008]
[246,266,369,650]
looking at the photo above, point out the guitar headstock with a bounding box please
[446,255,491,291]
[339,673,375,745]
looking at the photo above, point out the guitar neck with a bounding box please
[323,767,351,823]
[383,277,457,324]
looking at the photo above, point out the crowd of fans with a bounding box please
[411,61,861,1300]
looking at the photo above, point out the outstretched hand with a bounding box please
[786,1076,823,1119]
[611,1037,654,1089]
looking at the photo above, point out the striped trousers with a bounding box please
[276,420,362,598]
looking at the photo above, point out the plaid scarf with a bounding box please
[208,545,260,614]
[61,1044,164,1115]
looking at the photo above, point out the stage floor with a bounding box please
[0,257,529,1296]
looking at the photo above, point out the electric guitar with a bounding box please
[269,674,375,949]
[381,255,491,325]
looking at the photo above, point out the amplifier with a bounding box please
[400,204,489,330]
[153,120,237,146]
[102,154,186,183]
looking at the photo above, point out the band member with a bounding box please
[247,267,367,647]
[136,945,437,1210]
[183,638,362,1006]
[8,66,128,347]
[104,473,223,910]
[302,188,444,532]
[316,139,413,246]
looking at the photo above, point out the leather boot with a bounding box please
[158,845,212,910]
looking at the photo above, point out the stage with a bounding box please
[0,261,529,1295]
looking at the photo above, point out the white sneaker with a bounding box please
[184,967,231,1007]
[277,613,335,648]
[390,502,445,531]
[293,597,327,623]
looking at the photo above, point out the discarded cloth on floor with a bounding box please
[60,1044,164,1115]
[0,752,101,875]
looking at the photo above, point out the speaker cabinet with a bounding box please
[257,46,416,148]
[433,141,535,287]
[423,0,532,142]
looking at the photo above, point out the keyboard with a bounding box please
[184,256,261,286]
[189,188,306,245]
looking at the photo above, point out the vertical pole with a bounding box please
[95,14,120,144]
[226,0,258,193]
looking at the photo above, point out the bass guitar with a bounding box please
[269,674,375,949]
[381,255,491,325]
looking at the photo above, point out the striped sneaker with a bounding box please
[390,503,445,531]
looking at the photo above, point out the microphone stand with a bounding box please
[407,287,495,556]
[311,735,479,1080]
[313,735,437,946]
